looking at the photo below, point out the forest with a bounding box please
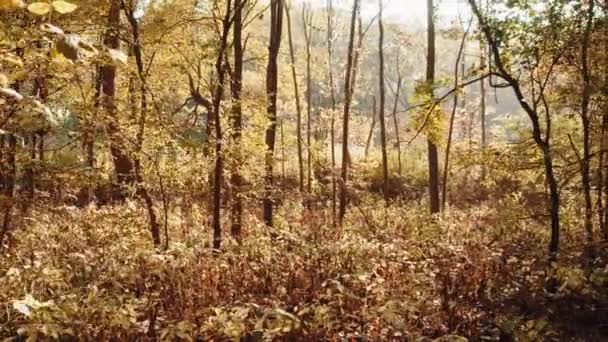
[0,0,607,340]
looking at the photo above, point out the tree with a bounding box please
[426,0,440,214]
[338,0,359,225]
[285,0,304,193]
[326,0,337,224]
[101,0,137,201]
[390,48,403,176]
[303,4,313,194]
[377,0,389,204]
[123,0,161,247]
[230,0,245,240]
[263,0,284,227]
[579,0,595,249]
[364,96,377,157]
[467,0,562,262]
[210,0,234,249]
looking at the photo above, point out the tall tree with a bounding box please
[467,0,562,262]
[580,0,595,248]
[479,28,487,182]
[101,0,136,201]
[377,0,389,204]
[210,0,234,249]
[263,0,284,227]
[230,0,245,239]
[326,0,337,224]
[426,0,440,213]
[338,0,359,224]
[285,1,304,193]
[123,1,161,247]
[303,5,313,193]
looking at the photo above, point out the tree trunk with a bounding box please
[391,77,402,176]
[124,5,161,247]
[102,0,136,201]
[326,0,337,225]
[285,2,304,193]
[0,134,17,247]
[600,1,608,239]
[580,0,595,248]
[480,36,487,182]
[378,0,389,204]
[467,0,561,261]
[303,6,313,194]
[364,96,377,157]
[230,0,245,240]
[263,0,284,227]
[426,0,440,214]
[209,0,233,248]
[338,0,359,224]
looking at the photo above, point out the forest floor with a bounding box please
[0,192,607,341]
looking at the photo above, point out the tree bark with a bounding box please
[230,0,245,240]
[303,5,313,194]
[102,0,136,201]
[378,0,389,204]
[124,2,161,247]
[364,96,377,157]
[0,134,16,248]
[263,0,284,227]
[326,0,337,225]
[580,0,595,247]
[480,35,487,182]
[285,3,304,192]
[391,76,402,176]
[209,0,234,248]
[338,0,359,224]
[427,0,440,214]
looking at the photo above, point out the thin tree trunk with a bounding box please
[378,0,389,204]
[285,2,304,193]
[326,0,337,225]
[124,4,161,247]
[442,20,471,212]
[427,0,440,214]
[263,0,284,227]
[303,5,313,194]
[350,11,364,95]
[600,1,608,239]
[338,0,359,224]
[230,0,245,240]
[0,134,16,248]
[391,77,402,176]
[365,96,377,157]
[480,35,487,182]
[580,0,595,248]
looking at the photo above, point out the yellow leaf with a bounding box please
[51,0,76,14]
[0,0,25,10]
[1,55,23,67]
[27,2,51,15]
[0,73,7,87]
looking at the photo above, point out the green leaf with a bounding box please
[27,2,51,15]
[51,0,77,14]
